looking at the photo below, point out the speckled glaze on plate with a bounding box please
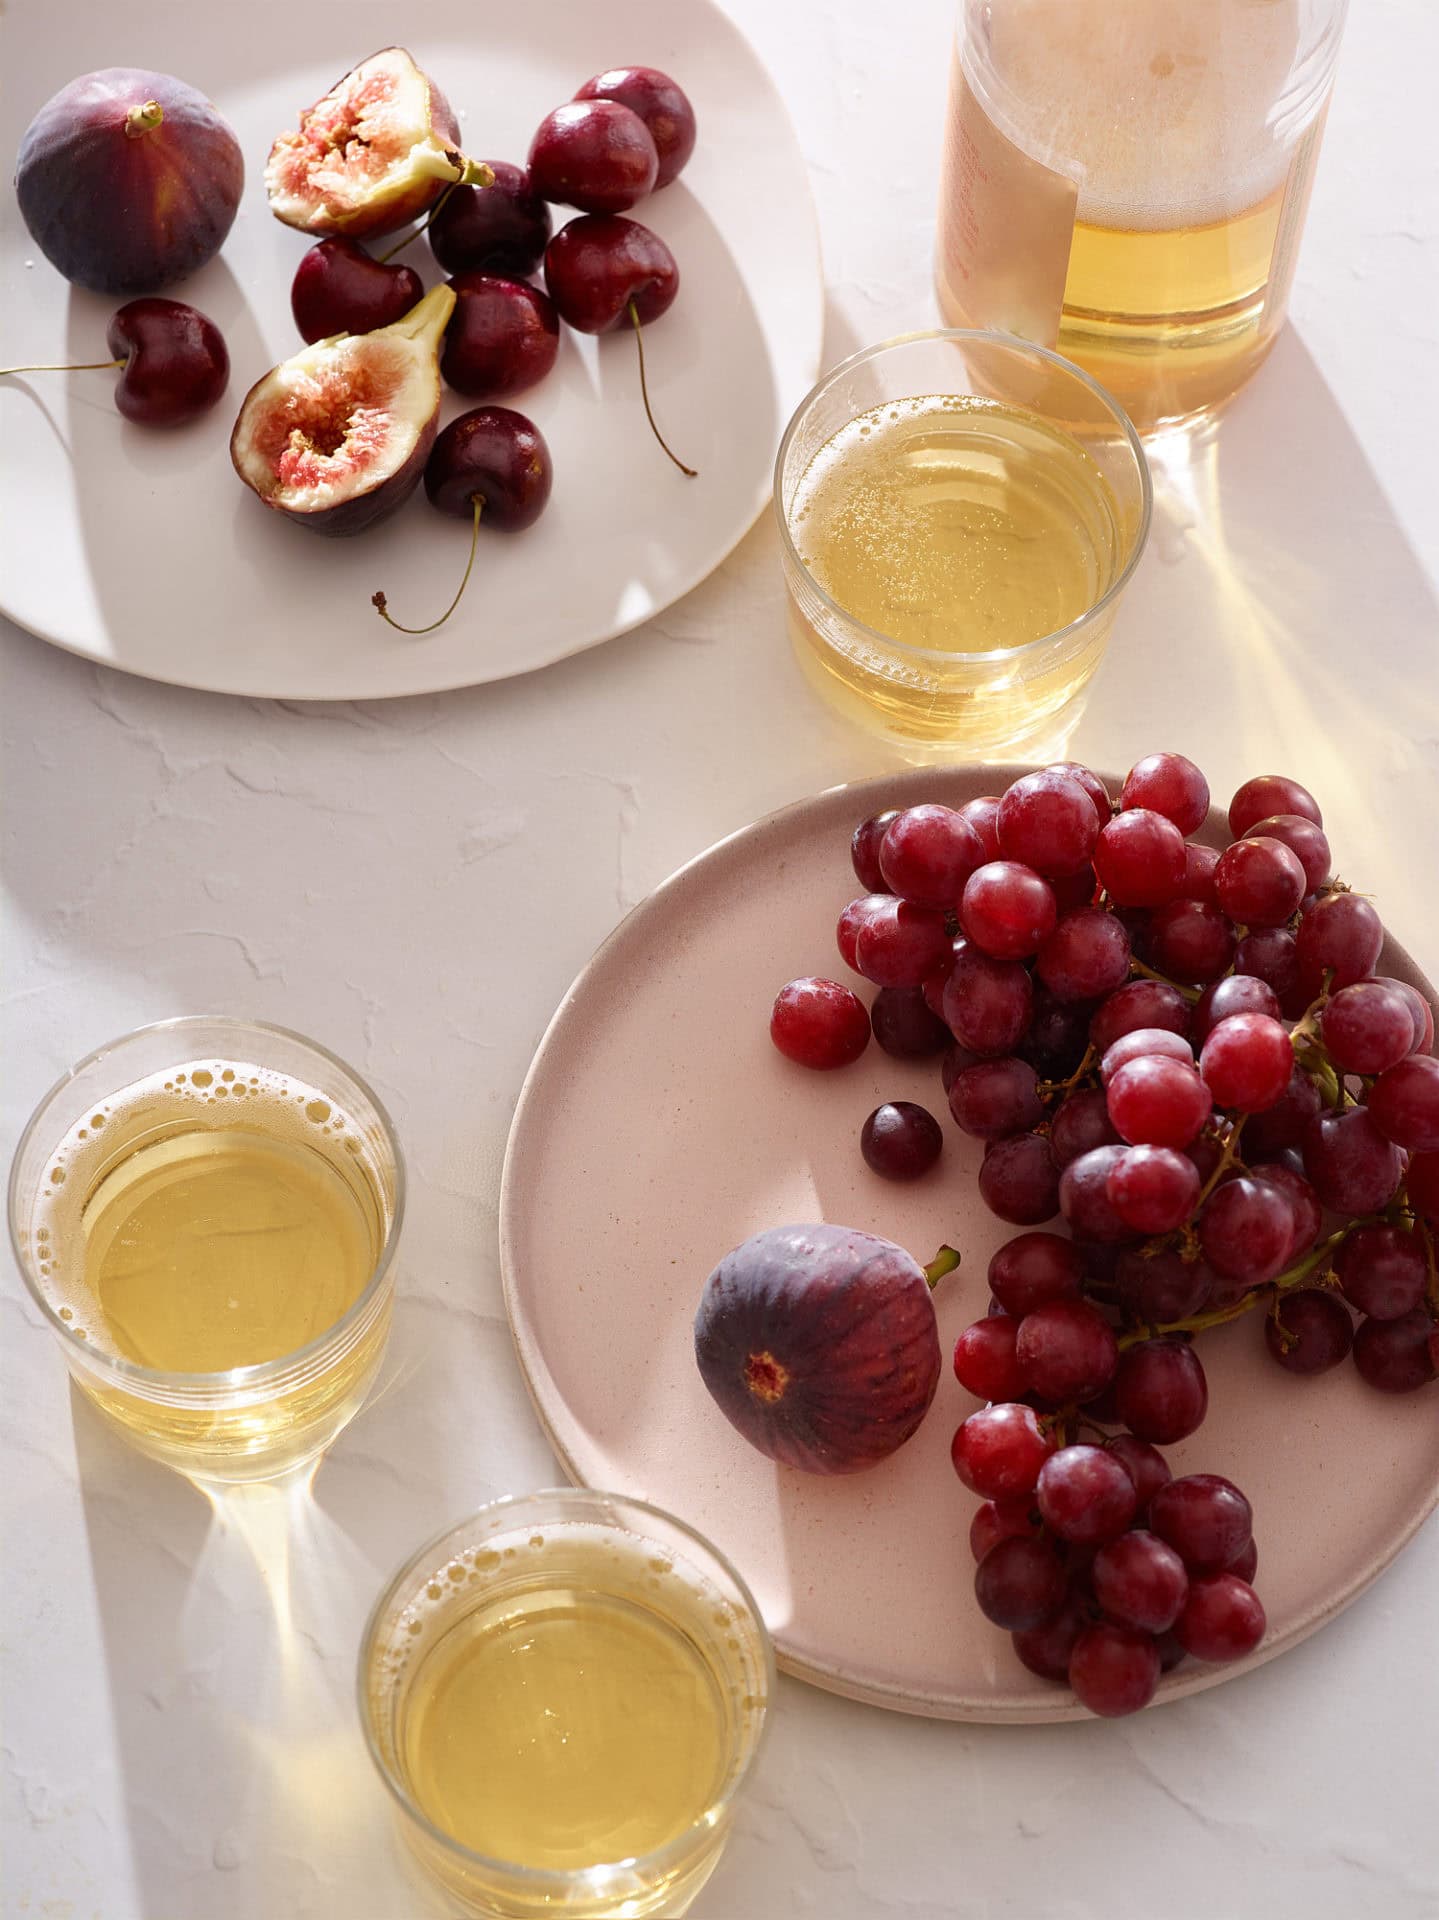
[500,767,1439,1721]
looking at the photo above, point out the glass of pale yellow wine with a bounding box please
[8,1016,403,1482]
[359,1489,773,1919]
[775,329,1150,761]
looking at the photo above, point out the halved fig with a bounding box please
[265,47,491,239]
[230,283,454,536]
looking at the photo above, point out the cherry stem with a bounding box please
[377,183,459,265]
[924,1245,961,1290]
[372,496,483,636]
[628,300,696,477]
[0,359,124,376]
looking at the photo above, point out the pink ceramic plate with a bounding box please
[499,768,1439,1721]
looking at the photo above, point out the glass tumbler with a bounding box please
[359,1489,773,1918]
[8,1016,404,1482]
[776,329,1150,761]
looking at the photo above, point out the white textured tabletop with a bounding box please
[4,3,1438,1917]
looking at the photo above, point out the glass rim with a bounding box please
[356,1486,776,1896]
[7,1014,406,1394]
[772,325,1153,666]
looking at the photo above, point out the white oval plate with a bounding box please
[0,0,821,698]
[500,767,1439,1721]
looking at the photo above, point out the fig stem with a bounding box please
[924,1245,961,1290]
[0,359,125,375]
[628,300,697,478]
[376,183,460,265]
[372,495,483,636]
[125,100,163,137]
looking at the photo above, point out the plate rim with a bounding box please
[499,764,1439,1722]
[0,0,825,701]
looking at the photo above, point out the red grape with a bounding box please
[1115,1246,1214,1323]
[969,1495,1041,1562]
[1243,1065,1323,1157]
[1090,979,1192,1052]
[1179,841,1221,905]
[1228,774,1322,839]
[1199,1013,1294,1112]
[1408,1152,1439,1220]
[1044,762,1112,824]
[1198,1177,1294,1282]
[1069,1623,1160,1716]
[1375,976,1435,1054]
[1120,752,1210,836]
[1016,1295,1119,1402]
[855,898,952,988]
[870,985,951,1058]
[1352,1310,1437,1392]
[1148,1474,1252,1572]
[1036,906,1132,1002]
[1246,813,1332,892]
[953,1315,1027,1402]
[1100,1028,1194,1085]
[1146,900,1235,984]
[1106,1146,1201,1234]
[958,795,1003,862]
[1193,974,1281,1043]
[1334,1224,1426,1320]
[1225,1537,1259,1583]
[1175,1573,1266,1661]
[1368,1054,1439,1152]
[951,1402,1055,1497]
[850,810,898,892]
[1017,988,1092,1080]
[1214,836,1307,928]
[1250,1161,1322,1258]
[1093,809,1187,907]
[974,1535,1067,1631]
[1049,1089,1121,1168]
[940,1040,980,1093]
[1092,1529,1188,1632]
[1154,1629,1188,1673]
[860,1101,943,1179]
[1051,866,1099,915]
[1059,1144,1138,1243]
[988,1233,1083,1316]
[949,1057,1044,1141]
[770,978,869,1068]
[1302,1108,1405,1214]
[1105,1434,1172,1512]
[1114,1339,1208,1443]
[942,947,1035,1055]
[961,861,1058,959]
[1235,927,1301,1006]
[880,804,984,907]
[979,1132,1061,1224]
[1295,891,1384,997]
[998,770,1102,877]
[836,893,889,971]
[1107,1056,1213,1148]
[922,941,965,1019]
[1263,1287,1353,1374]
[1036,1444,1137,1544]
[1011,1592,1089,1680]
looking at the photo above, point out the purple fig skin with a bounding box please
[694,1223,942,1474]
[15,67,243,294]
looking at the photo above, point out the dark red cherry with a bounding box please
[574,68,696,189]
[527,100,658,214]
[373,408,553,637]
[105,298,228,424]
[290,238,424,344]
[427,161,552,277]
[440,274,560,399]
[543,214,678,333]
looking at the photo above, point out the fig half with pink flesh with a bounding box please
[265,47,491,239]
[230,282,454,536]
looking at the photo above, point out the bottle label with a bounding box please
[936,52,1078,347]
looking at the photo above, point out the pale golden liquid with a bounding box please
[33,1061,393,1476]
[786,394,1124,749]
[403,1584,726,1869]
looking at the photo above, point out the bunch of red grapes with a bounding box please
[770,754,1439,1715]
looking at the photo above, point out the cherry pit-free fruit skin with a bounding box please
[440,275,560,401]
[106,298,229,425]
[528,99,658,214]
[427,161,552,278]
[424,407,553,531]
[573,67,696,188]
[544,215,680,333]
[290,238,424,344]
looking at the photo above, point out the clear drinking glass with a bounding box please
[8,1016,404,1483]
[359,1489,773,1919]
[775,329,1150,761]
[936,0,1350,429]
